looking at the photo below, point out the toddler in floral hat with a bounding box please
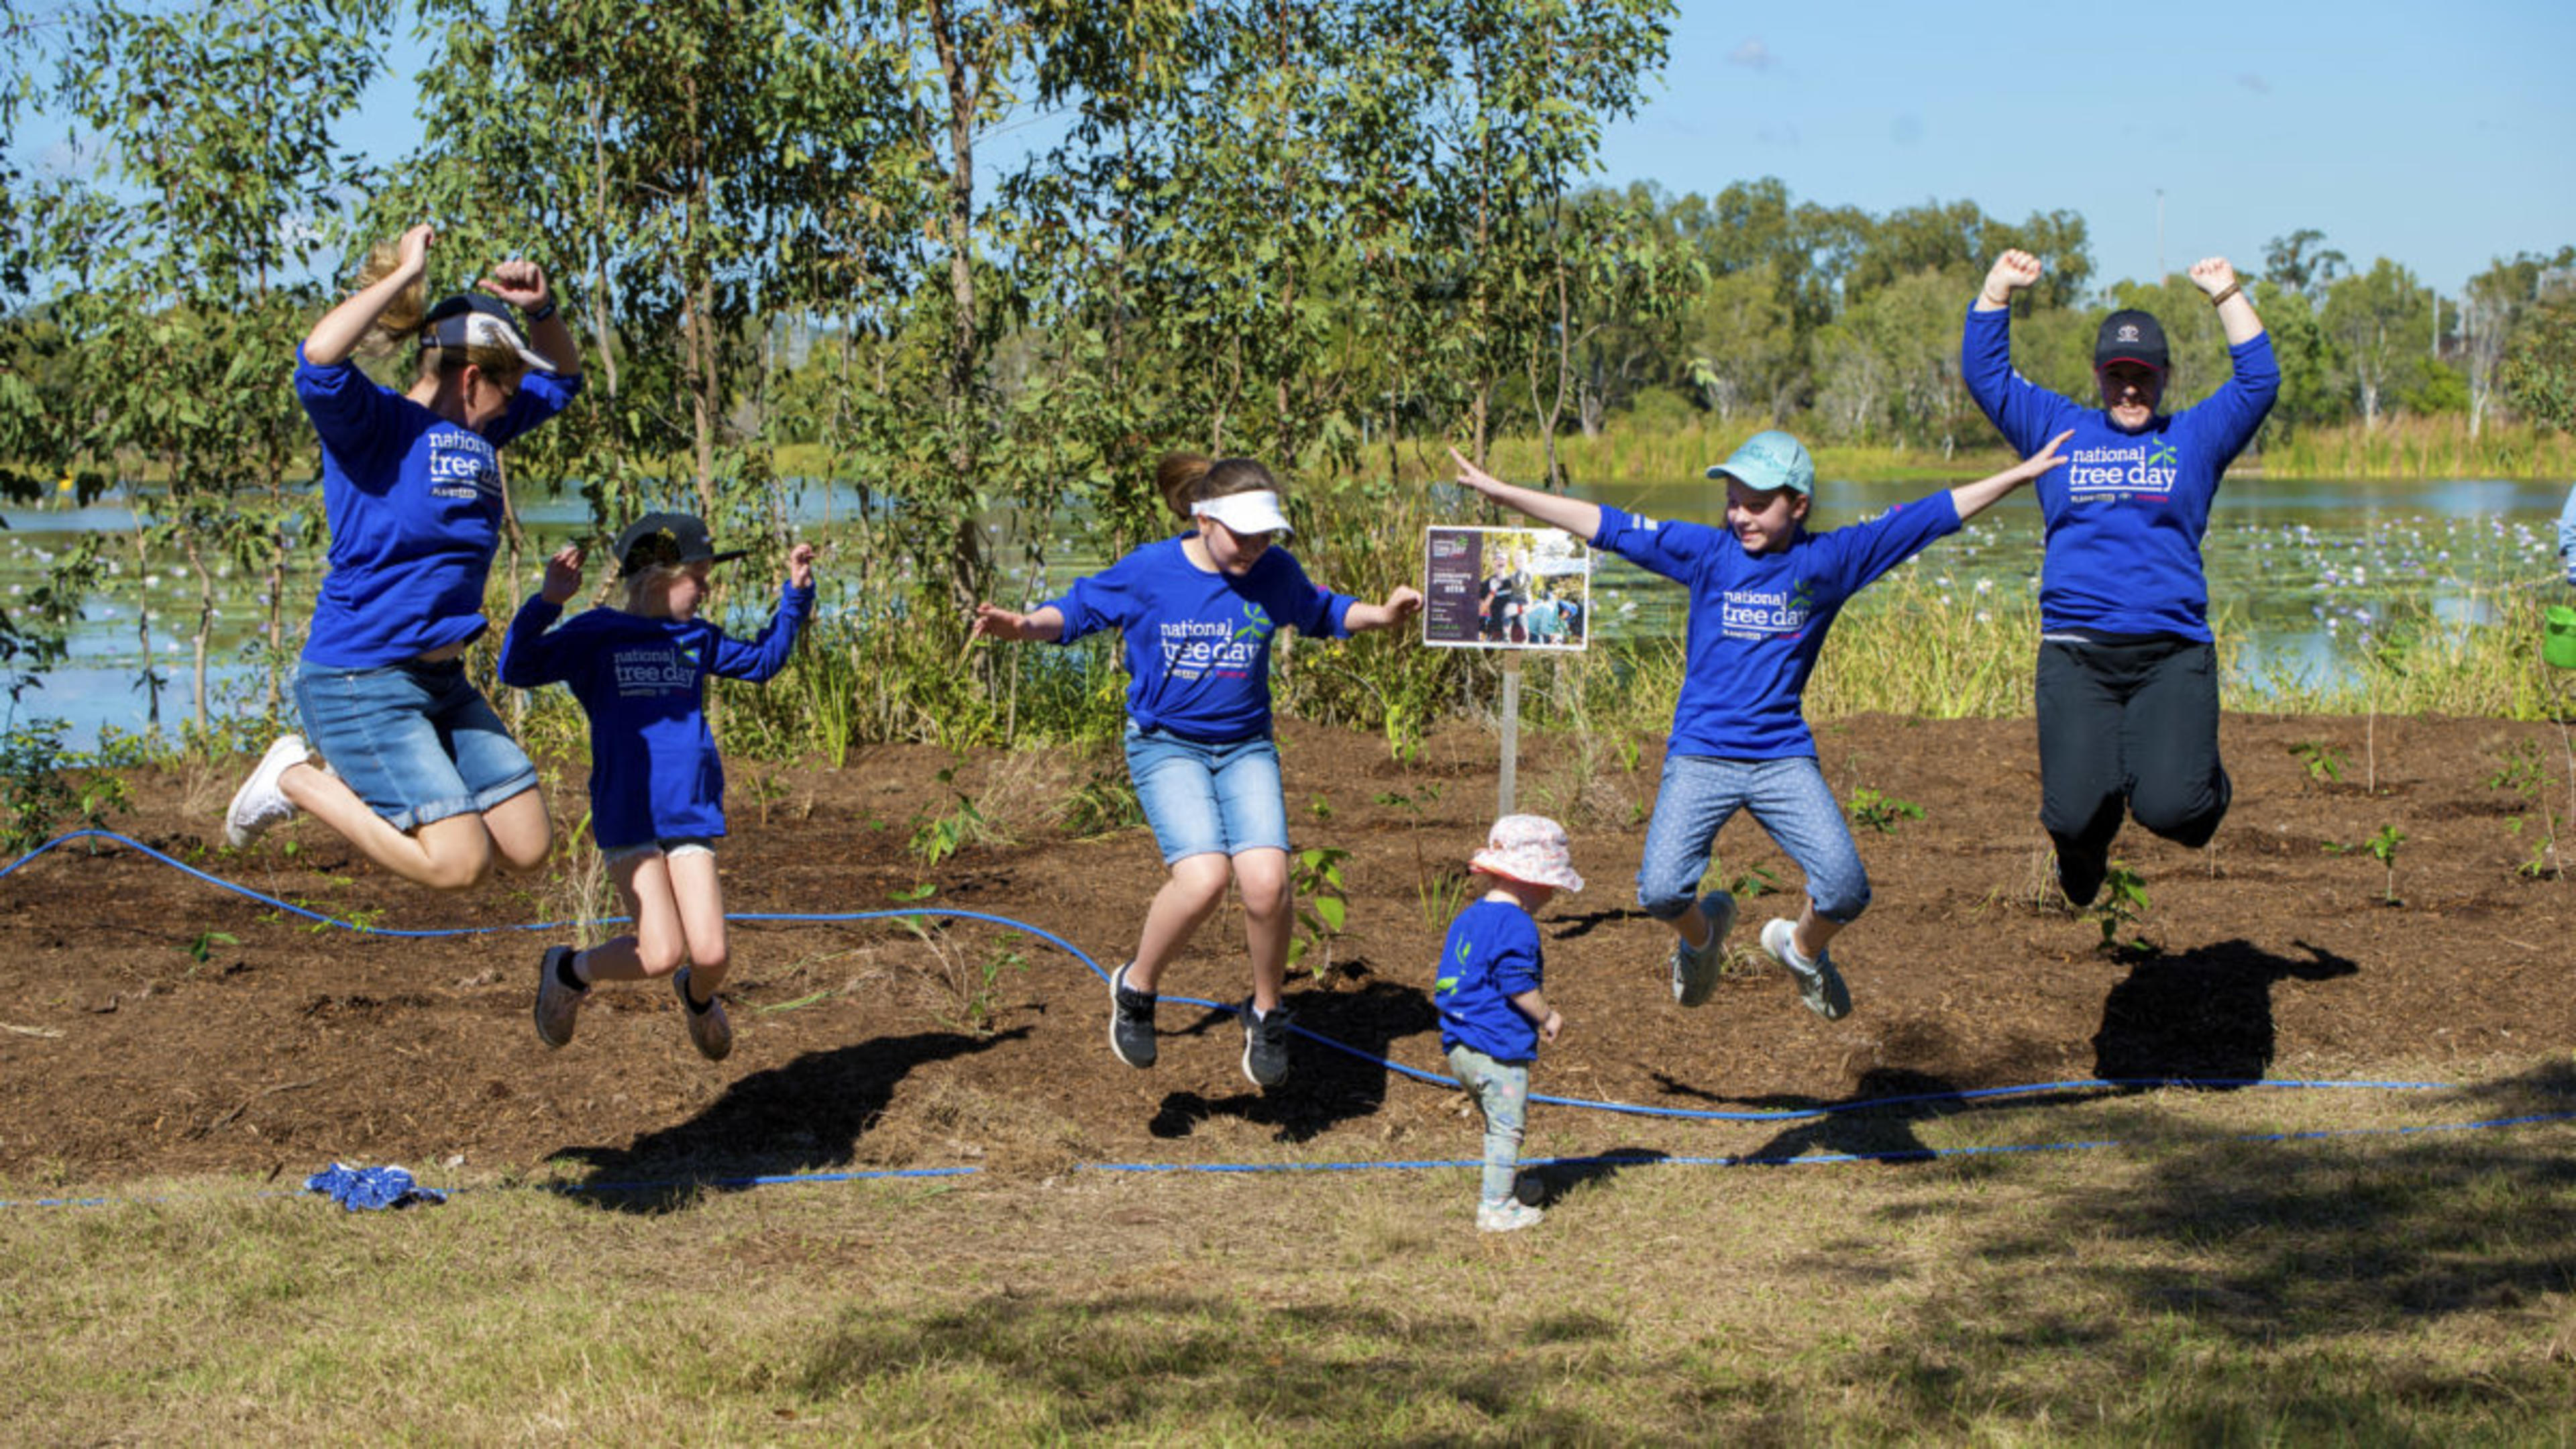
[1434,814,1582,1232]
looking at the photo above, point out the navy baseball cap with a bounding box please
[2094,309,2170,373]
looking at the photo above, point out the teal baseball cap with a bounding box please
[1705,429,1816,496]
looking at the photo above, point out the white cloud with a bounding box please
[1727,38,1775,71]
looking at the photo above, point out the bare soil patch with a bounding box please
[3,713,2568,1190]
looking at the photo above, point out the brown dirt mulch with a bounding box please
[2,713,2568,1191]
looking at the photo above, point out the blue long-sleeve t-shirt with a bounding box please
[1961,305,2279,641]
[496,584,814,849]
[294,345,582,668]
[1591,494,1962,759]
[1434,898,1546,1061]
[1042,535,1355,742]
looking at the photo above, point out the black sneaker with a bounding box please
[1108,962,1158,1069]
[2056,845,2108,909]
[1240,998,1293,1089]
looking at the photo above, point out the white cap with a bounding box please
[1191,490,1293,538]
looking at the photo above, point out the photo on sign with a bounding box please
[1421,526,1591,651]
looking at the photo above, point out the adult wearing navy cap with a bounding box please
[1963,250,2277,908]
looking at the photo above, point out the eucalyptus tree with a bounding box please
[43,0,389,727]
[2322,258,2432,429]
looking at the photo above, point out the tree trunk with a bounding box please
[927,0,987,616]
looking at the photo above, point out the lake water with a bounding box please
[6,474,2571,747]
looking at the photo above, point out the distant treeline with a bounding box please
[3,0,2571,741]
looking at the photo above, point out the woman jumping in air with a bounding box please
[224,223,582,892]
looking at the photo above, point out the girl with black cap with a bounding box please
[498,517,817,1059]
[225,223,583,892]
[1964,250,2278,906]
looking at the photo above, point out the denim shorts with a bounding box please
[1122,723,1289,864]
[292,658,539,833]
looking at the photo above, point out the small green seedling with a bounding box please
[2086,860,2153,957]
[1288,845,1351,979]
[184,930,237,965]
[1848,787,1924,835]
[2290,739,2349,784]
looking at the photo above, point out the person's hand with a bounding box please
[540,543,585,604]
[1383,585,1424,620]
[1982,250,2041,305]
[786,541,817,590]
[394,223,436,279]
[1448,445,1503,496]
[480,258,551,313]
[969,602,1029,641]
[2012,430,2077,484]
[2188,256,2239,299]
[1538,1008,1562,1044]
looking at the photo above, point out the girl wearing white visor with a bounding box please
[972,455,1421,1090]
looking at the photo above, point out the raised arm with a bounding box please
[1447,447,1603,540]
[1947,430,2073,523]
[1964,251,2074,453]
[306,223,433,366]
[1975,249,2042,314]
[480,258,582,378]
[496,544,588,689]
[2186,256,2265,346]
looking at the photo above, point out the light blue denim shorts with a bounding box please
[1122,722,1289,863]
[292,659,539,832]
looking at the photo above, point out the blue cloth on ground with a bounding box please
[303,1162,448,1211]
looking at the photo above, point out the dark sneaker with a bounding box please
[534,945,587,1048]
[1240,999,1293,1089]
[673,966,733,1062]
[224,735,308,847]
[1761,918,1851,1022]
[2055,845,2108,909]
[1108,962,1158,1069]
[1667,891,1737,1008]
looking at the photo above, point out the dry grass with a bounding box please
[5,1060,2572,1442]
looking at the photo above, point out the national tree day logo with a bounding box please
[1232,602,1273,644]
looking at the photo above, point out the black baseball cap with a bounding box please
[613,511,747,575]
[2094,309,2169,373]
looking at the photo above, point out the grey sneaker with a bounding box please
[224,735,308,847]
[1240,999,1293,1089]
[534,945,588,1049]
[1667,891,1738,1007]
[1108,962,1157,1069]
[1477,1198,1544,1233]
[1761,918,1851,1021]
[673,965,733,1062]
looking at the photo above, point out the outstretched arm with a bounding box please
[307,223,433,366]
[1947,430,2073,523]
[1448,447,1603,541]
[1343,587,1424,635]
[2188,256,2265,346]
[970,602,1066,644]
[497,544,586,688]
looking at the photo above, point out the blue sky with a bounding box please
[36,1,2576,298]
[1591,1,2575,294]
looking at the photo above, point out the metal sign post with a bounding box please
[1421,525,1591,818]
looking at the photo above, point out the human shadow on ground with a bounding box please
[2090,937,2359,1084]
[1149,977,1438,1146]
[1517,1145,1672,1206]
[1731,1067,1999,1167]
[548,1026,1030,1214]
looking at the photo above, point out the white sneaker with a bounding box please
[225,735,309,847]
[1476,1199,1544,1233]
[1761,918,1852,1021]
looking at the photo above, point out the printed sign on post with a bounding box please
[1422,526,1591,651]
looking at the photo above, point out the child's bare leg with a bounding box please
[1232,846,1291,1014]
[1793,902,1845,963]
[667,848,729,999]
[1124,853,1232,994]
[481,789,553,874]
[281,763,492,891]
[577,851,686,984]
